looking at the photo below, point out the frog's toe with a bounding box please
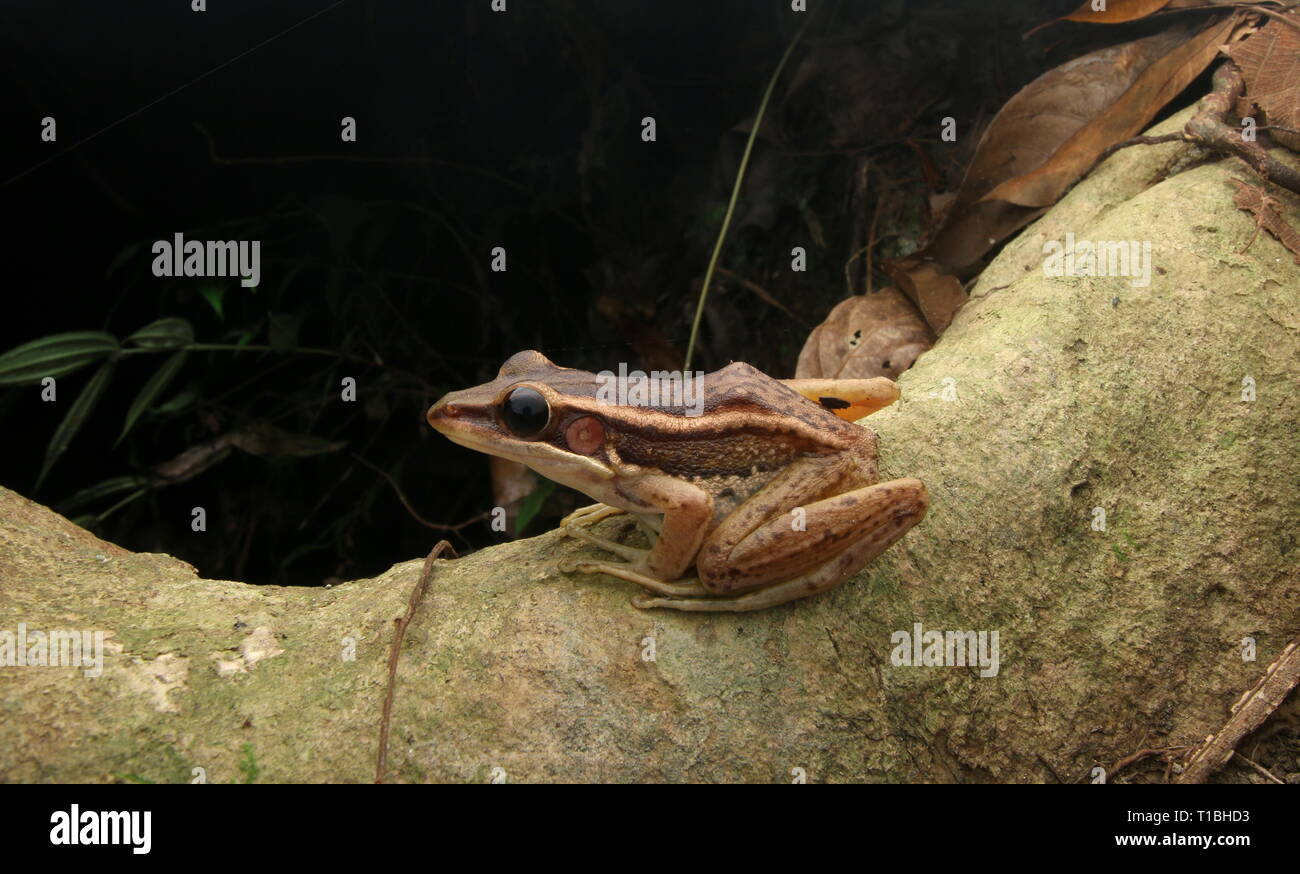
[564,526,648,562]
[560,503,626,529]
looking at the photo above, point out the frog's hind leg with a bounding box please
[640,477,928,612]
[781,377,900,421]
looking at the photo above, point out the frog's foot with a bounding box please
[561,524,648,562]
[633,590,782,611]
[558,557,708,598]
[560,502,626,530]
[632,578,824,611]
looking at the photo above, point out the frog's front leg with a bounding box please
[560,502,626,529]
[558,474,713,596]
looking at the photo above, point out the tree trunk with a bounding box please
[2,106,1297,783]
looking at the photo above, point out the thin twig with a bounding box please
[713,267,805,323]
[350,452,492,533]
[376,540,456,784]
[1176,636,1300,783]
[1111,746,1189,777]
[1185,62,1300,196]
[1094,133,1185,167]
[1248,4,1300,35]
[865,193,885,295]
[1235,752,1286,784]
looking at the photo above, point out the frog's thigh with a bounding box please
[642,478,927,611]
[698,476,928,595]
[781,377,899,420]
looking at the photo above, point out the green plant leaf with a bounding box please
[199,284,225,320]
[0,331,118,387]
[37,359,117,489]
[514,478,556,537]
[125,317,194,349]
[116,350,189,446]
[90,487,148,526]
[58,474,152,512]
[152,386,197,416]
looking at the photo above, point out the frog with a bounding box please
[427,350,928,611]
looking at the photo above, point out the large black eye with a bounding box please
[501,386,549,437]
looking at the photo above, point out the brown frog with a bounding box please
[427,351,927,611]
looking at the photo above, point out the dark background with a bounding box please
[3,0,1166,586]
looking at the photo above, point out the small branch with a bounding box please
[1175,636,1300,783]
[376,540,456,784]
[1094,133,1185,166]
[1111,746,1189,778]
[713,267,804,324]
[1235,752,1286,784]
[1184,62,1300,196]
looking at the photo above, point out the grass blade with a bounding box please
[116,350,188,447]
[125,317,194,349]
[37,359,117,489]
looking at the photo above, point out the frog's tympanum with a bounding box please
[428,351,928,611]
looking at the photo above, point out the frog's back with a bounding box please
[700,361,860,438]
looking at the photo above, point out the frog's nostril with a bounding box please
[428,401,460,425]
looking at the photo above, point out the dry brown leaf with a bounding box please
[796,287,934,380]
[1230,177,1300,263]
[1226,10,1300,149]
[884,260,968,335]
[920,29,1188,272]
[1063,0,1174,25]
[1028,0,1224,36]
[983,15,1238,208]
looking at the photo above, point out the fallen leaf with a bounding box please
[796,287,934,380]
[1226,10,1300,150]
[982,15,1239,208]
[1062,0,1174,25]
[883,259,969,334]
[920,28,1188,272]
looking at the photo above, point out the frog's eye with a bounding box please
[501,386,549,437]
